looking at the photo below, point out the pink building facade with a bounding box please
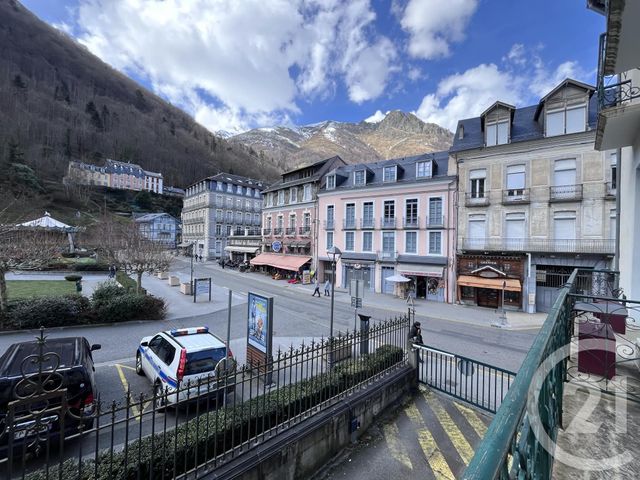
[317,152,457,303]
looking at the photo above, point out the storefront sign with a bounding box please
[271,240,282,252]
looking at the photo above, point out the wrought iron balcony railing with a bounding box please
[262,228,272,236]
[460,237,615,254]
[502,188,530,204]
[549,184,583,202]
[285,227,297,236]
[381,217,396,229]
[343,218,357,229]
[273,228,284,236]
[360,217,375,229]
[465,193,489,207]
[426,215,445,229]
[377,250,398,261]
[299,226,311,236]
[324,219,335,230]
[605,181,617,197]
[597,33,640,111]
[403,217,420,229]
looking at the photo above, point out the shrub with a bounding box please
[64,274,82,282]
[116,270,146,295]
[60,252,75,258]
[93,293,165,323]
[91,281,123,307]
[5,294,92,329]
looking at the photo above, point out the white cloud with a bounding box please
[71,0,396,132]
[364,110,388,123]
[530,60,588,98]
[400,0,478,59]
[504,43,526,66]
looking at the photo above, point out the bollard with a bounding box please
[358,314,371,355]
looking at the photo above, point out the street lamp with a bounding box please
[327,245,342,339]
[190,241,195,289]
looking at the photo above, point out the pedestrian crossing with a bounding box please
[382,388,492,479]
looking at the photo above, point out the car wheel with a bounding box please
[135,352,145,376]
[154,383,166,411]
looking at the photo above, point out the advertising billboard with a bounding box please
[247,292,273,354]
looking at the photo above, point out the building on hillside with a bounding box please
[65,161,109,187]
[65,159,164,194]
[316,153,457,301]
[134,213,180,248]
[180,173,265,260]
[252,156,346,276]
[588,0,640,311]
[143,169,164,194]
[163,186,185,198]
[451,78,616,313]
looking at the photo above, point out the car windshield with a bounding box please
[184,348,226,376]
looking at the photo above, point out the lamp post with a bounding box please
[327,245,342,339]
[190,241,195,289]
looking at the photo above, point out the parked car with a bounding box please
[135,327,236,408]
[0,337,100,452]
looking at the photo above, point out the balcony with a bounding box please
[324,219,335,230]
[285,227,297,236]
[182,217,205,225]
[605,181,617,198]
[501,188,530,205]
[343,218,357,230]
[273,228,284,237]
[262,228,272,236]
[403,217,420,229]
[549,184,583,202]
[425,215,445,229]
[460,237,615,254]
[377,250,398,261]
[464,193,489,207]
[380,217,396,229]
[298,226,311,236]
[360,217,375,229]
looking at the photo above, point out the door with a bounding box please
[381,266,395,294]
[416,276,427,298]
[426,277,444,302]
[477,288,499,308]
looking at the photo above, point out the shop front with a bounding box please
[341,253,377,292]
[396,263,445,302]
[456,254,524,310]
[250,252,312,281]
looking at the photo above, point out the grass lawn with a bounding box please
[6,280,77,300]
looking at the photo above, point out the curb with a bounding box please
[0,318,169,336]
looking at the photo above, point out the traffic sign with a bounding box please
[351,297,362,308]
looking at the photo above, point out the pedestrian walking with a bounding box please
[324,279,331,296]
[312,278,321,297]
[409,321,423,345]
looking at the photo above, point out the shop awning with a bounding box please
[250,253,311,272]
[224,246,259,253]
[457,275,521,292]
[397,263,443,277]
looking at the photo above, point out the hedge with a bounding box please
[25,345,404,480]
[116,271,147,295]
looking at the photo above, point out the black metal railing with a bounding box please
[502,188,530,204]
[460,237,615,254]
[597,33,640,110]
[360,217,375,229]
[403,217,419,229]
[298,226,311,236]
[285,227,296,236]
[380,217,396,229]
[549,184,583,202]
[1,319,409,479]
[605,181,617,197]
[416,345,516,414]
[464,193,489,207]
[425,215,445,229]
[262,228,272,236]
[273,228,283,236]
[343,218,357,230]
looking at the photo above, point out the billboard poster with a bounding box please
[302,270,311,284]
[247,292,272,354]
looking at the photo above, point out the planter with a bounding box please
[168,276,180,287]
[180,282,192,295]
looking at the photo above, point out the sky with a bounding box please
[21,0,605,134]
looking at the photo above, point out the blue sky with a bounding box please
[22,0,604,133]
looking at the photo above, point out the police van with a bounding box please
[135,327,236,407]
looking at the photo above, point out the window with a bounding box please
[278,190,285,205]
[546,105,586,136]
[428,232,442,255]
[245,213,251,224]
[326,205,334,221]
[363,202,373,223]
[382,232,395,252]
[226,211,233,223]
[236,199,242,209]
[416,160,432,178]
[405,231,417,254]
[405,199,418,224]
[354,170,366,186]
[326,175,336,190]
[383,200,395,219]
[486,120,509,146]
[277,216,283,229]
[610,152,617,190]
[289,215,296,228]
[216,194,223,206]
[362,232,373,252]
[226,197,233,208]
[554,211,576,249]
[226,225,232,236]
[245,199,251,209]
[383,166,397,182]
[227,183,233,193]
[266,217,272,229]
[345,231,355,251]
[216,209,223,221]
[303,184,312,201]
[303,212,311,227]
[215,224,222,235]
[470,169,486,198]
[254,213,260,224]
[610,209,617,241]
[467,214,486,249]
[428,198,443,225]
[506,165,526,196]
[505,213,525,249]
[290,187,298,203]
[553,159,577,188]
[326,231,334,249]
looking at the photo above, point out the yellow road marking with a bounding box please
[383,422,413,470]
[452,402,488,438]
[404,402,455,480]
[425,392,475,466]
[115,364,150,421]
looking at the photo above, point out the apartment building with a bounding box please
[65,159,164,194]
[452,79,616,313]
[588,0,640,308]
[134,213,180,248]
[181,173,265,260]
[253,156,346,274]
[316,153,457,301]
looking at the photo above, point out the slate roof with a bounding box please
[263,155,346,193]
[206,172,267,190]
[134,213,177,223]
[321,151,452,192]
[451,82,598,153]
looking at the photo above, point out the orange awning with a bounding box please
[457,275,521,292]
[250,253,311,272]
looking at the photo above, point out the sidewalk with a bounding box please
[198,261,546,331]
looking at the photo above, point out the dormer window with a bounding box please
[416,160,432,178]
[227,183,233,193]
[383,166,397,183]
[290,187,298,202]
[278,190,285,205]
[326,175,336,190]
[486,120,509,146]
[546,104,587,136]
[354,170,366,186]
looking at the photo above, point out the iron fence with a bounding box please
[0,317,409,480]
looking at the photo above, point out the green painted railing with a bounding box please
[462,270,578,480]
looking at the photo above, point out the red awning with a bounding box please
[250,253,311,272]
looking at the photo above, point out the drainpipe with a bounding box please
[614,146,622,288]
[526,252,533,314]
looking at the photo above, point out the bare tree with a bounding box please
[0,210,66,315]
